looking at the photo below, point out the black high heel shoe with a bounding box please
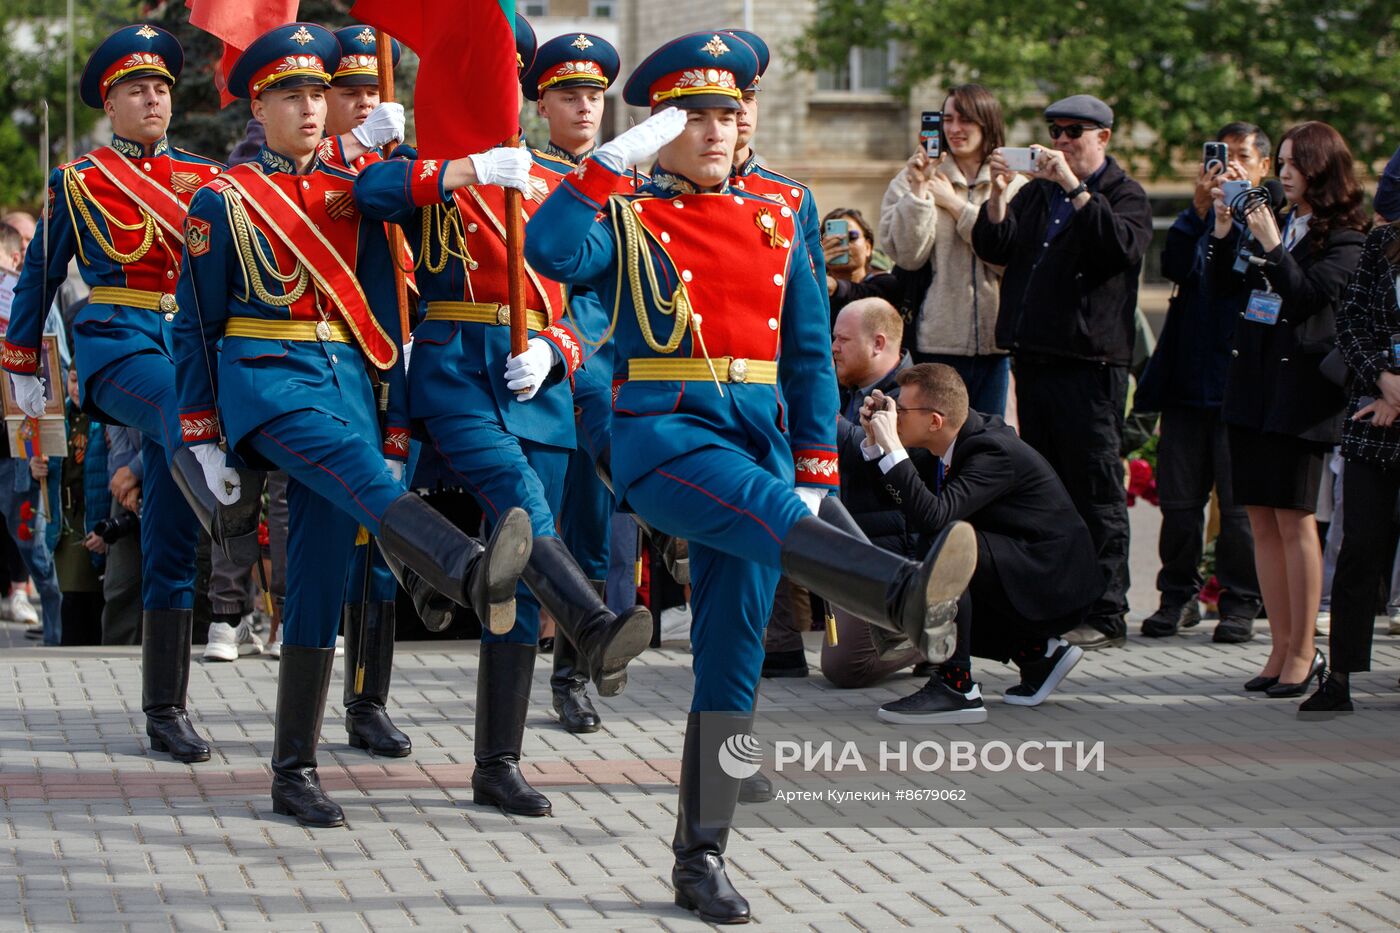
[1264,650,1325,698]
[1243,674,1279,692]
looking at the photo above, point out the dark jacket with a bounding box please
[830,271,901,326]
[1137,208,1251,411]
[971,156,1153,366]
[1209,216,1365,443]
[835,353,933,558]
[864,411,1103,621]
[1336,224,1400,467]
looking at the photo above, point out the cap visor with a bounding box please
[331,73,381,87]
[664,94,740,111]
[259,75,331,95]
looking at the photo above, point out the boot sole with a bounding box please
[675,892,752,924]
[912,521,977,662]
[592,606,653,698]
[876,705,988,724]
[480,509,534,635]
[147,734,211,764]
[271,799,345,827]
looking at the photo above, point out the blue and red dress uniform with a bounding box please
[526,160,839,711]
[3,29,223,613]
[354,152,586,646]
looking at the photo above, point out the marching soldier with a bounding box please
[522,31,631,734]
[354,18,652,818]
[3,24,261,765]
[525,33,975,921]
[173,22,534,827]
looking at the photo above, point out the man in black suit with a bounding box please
[859,363,1103,722]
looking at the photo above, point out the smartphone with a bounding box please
[824,218,850,266]
[1220,178,1250,207]
[920,111,942,159]
[1390,333,1400,368]
[1203,141,1228,176]
[1001,147,1038,173]
[1357,396,1378,421]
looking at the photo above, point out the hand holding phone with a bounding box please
[920,111,942,160]
[823,218,850,267]
[1203,141,1228,177]
[1000,147,1039,173]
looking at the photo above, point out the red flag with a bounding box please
[185,0,300,107]
[351,0,518,158]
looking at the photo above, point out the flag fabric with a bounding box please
[351,0,519,157]
[185,0,300,107]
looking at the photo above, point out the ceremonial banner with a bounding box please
[185,0,300,106]
[351,0,518,157]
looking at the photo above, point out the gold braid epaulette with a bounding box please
[221,188,309,307]
[608,194,691,355]
[63,165,155,265]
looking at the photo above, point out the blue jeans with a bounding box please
[911,353,1011,417]
[0,459,62,644]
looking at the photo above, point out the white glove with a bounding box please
[9,374,46,419]
[796,486,824,517]
[350,102,406,149]
[469,146,533,194]
[504,337,556,402]
[594,106,688,173]
[385,459,405,483]
[192,443,241,506]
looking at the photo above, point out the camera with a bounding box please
[94,512,140,544]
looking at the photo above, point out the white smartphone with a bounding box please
[1001,147,1039,173]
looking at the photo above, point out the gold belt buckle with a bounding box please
[159,293,177,320]
[315,320,332,341]
[495,305,511,326]
[728,358,749,383]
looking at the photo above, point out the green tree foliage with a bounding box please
[797,0,1400,176]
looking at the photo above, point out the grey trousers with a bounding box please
[100,500,142,645]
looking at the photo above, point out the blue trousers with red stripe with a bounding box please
[87,352,199,611]
[622,445,811,712]
[422,412,568,645]
[247,408,405,648]
[343,441,421,604]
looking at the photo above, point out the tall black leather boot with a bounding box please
[378,494,531,632]
[522,536,651,698]
[780,516,974,664]
[672,712,752,924]
[471,642,551,816]
[551,579,603,733]
[271,645,344,828]
[142,609,211,763]
[343,601,411,757]
[169,446,265,567]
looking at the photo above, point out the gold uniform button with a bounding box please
[790,187,801,198]
[496,307,511,325]
[681,270,693,282]
[468,260,479,270]
[164,313,175,322]
[661,231,671,243]
[768,318,778,330]
[302,180,310,189]
[780,206,793,218]
[315,320,332,341]
[165,270,174,279]
[633,203,644,213]
[158,294,177,314]
[211,167,220,174]
[143,162,152,172]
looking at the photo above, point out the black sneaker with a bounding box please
[877,677,987,724]
[1141,601,1200,638]
[761,648,809,678]
[1212,615,1255,644]
[1005,639,1084,707]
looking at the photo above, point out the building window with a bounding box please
[589,0,614,17]
[816,43,899,92]
[522,1,549,16]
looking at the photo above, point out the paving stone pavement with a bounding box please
[2,507,1400,931]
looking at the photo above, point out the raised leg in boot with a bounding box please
[142,609,211,763]
[471,642,552,816]
[343,601,411,757]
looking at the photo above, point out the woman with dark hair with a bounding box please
[1208,120,1367,698]
[1300,221,1400,713]
[821,206,899,319]
[879,83,1024,415]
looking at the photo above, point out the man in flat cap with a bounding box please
[972,93,1153,651]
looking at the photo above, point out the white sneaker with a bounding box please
[659,603,692,645]
[1389,611,1400,636]
[1315,612,1330,636]
[204,622,240,661]
[266,635,281,659]
[335,634,345,658]
[8,592,38,626]
[234,615,265,656]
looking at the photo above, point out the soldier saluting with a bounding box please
[173,22,531,828]
[3,24,258,765]
[526,33,977,922]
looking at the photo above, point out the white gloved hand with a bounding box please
[9,374,46,419]
[350,102,406,149]
[504,337,556,402]
[192,443,241,506]
[593,106,688,173]
[796,486,824,517]
[385,459,405,483]
[469,146,533,194]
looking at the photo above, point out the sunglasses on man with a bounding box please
[1047,123,1104,140]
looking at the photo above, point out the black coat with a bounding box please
[971,156,1153,366]
[865,411,1103,621]
[1336,224,1400,468]
[1209,217,1365,443]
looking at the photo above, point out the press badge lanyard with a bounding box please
[1242,216,1302,326]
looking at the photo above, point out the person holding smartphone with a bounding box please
[820,207,899,319]
[880,84,1023,416]
[1298,220,1400,714]
[1207,121,1367,698]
